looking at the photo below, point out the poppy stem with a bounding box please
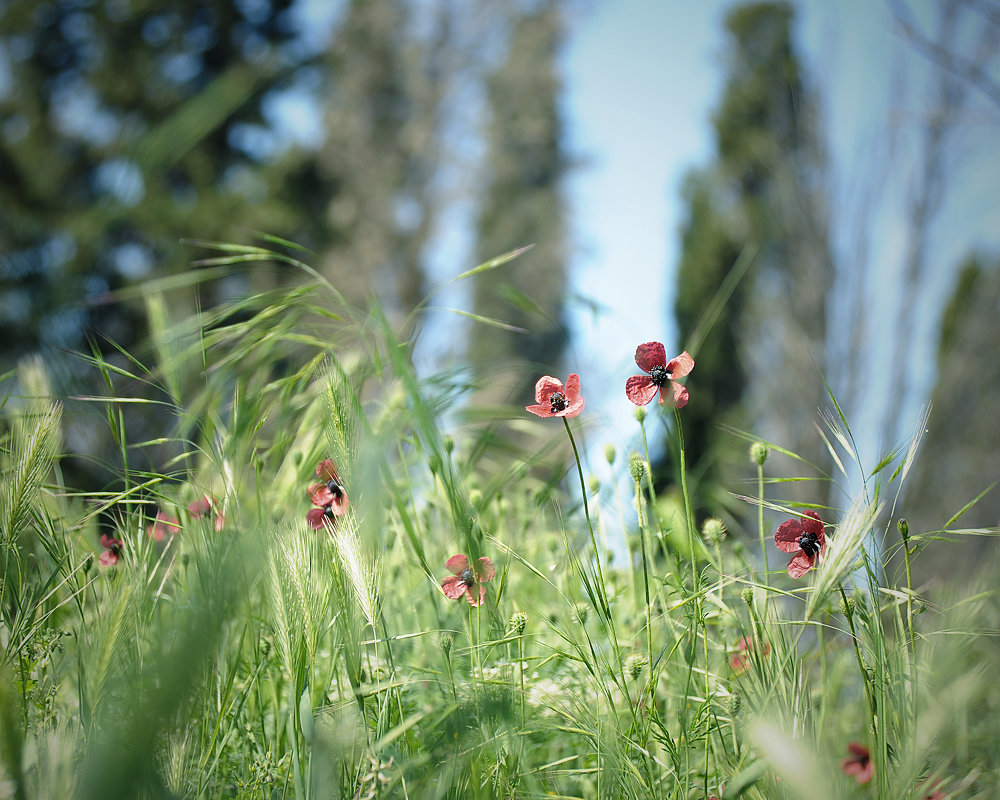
[633,471,655,708]
[562,417,608,604]
[757,460,769,589]
[673,409,698,588]
[838,582,876,721]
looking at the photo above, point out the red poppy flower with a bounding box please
[99,533,123,567]
[147,511,181,542]
[440,554,497,607]
[188,495,225,532]
[842,742,874,784]
[625,342,695,408]
[774,510,827,578]
[729,635,770,674]
[307,459,350,529]
[525,374,585,418]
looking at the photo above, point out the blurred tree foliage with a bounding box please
[0,0,570,488]
[666,1,833,517]
[318,0,447,316]
[470,0,569,406]
[0,0,317,362]
[903,255,1000,581]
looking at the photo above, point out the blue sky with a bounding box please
[559,0,1000,475]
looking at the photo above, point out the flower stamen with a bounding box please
[648,365,670,386]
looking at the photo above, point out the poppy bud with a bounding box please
[840,594,857,619]
[444,435,455,455]
[750,441,769,466]
[625,654,646,680]
[633,406,647,423]
[509,611,528,635]
[587,475,600,494]
[897,518,909,542]
[438,632,454,655]
[604,443,616,465]
[701,517,727,544]
[741,586,754,606]
[628,454,646,483]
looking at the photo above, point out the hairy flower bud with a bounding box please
[604,443,617,465]
[625,654,646,680]
[750,441,769,466]
[587,475,600,495]
[897,517,909,541]
[840,594,857,619]
[573,603,589,625]
[628,453,646,483]
[741,586,754,606]
[438,632,454,655]
[701,517,727,545]
[509,611,528,635]
[633,405,647,424]
[728,690,742,717]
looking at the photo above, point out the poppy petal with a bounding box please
[466,582,486,607]
[441,576,467,600]
[625,375,658,405]
[310,484,335,506]
[99,550,119,567]
[669,381,689,408]
[786,552,815,578]
[561,396,585,418]
[533,375,564,404]
[634,341,666,373]
[666,351,695,378]
[564,373,581,401]
[306,508,327,530]
[328,491,350,515]
[774,518,805,551]
[526,402,554,418]
[445,554,470,574]
[801,511,825,539]
[316,459,340,483]
[477,557,497,582]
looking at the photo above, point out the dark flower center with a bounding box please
[549,391,568,413]
[798,532,820,558]
[326,479,345,499]
[649,365,671,386]
[323,505,336,519]
[460,567,475,586]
